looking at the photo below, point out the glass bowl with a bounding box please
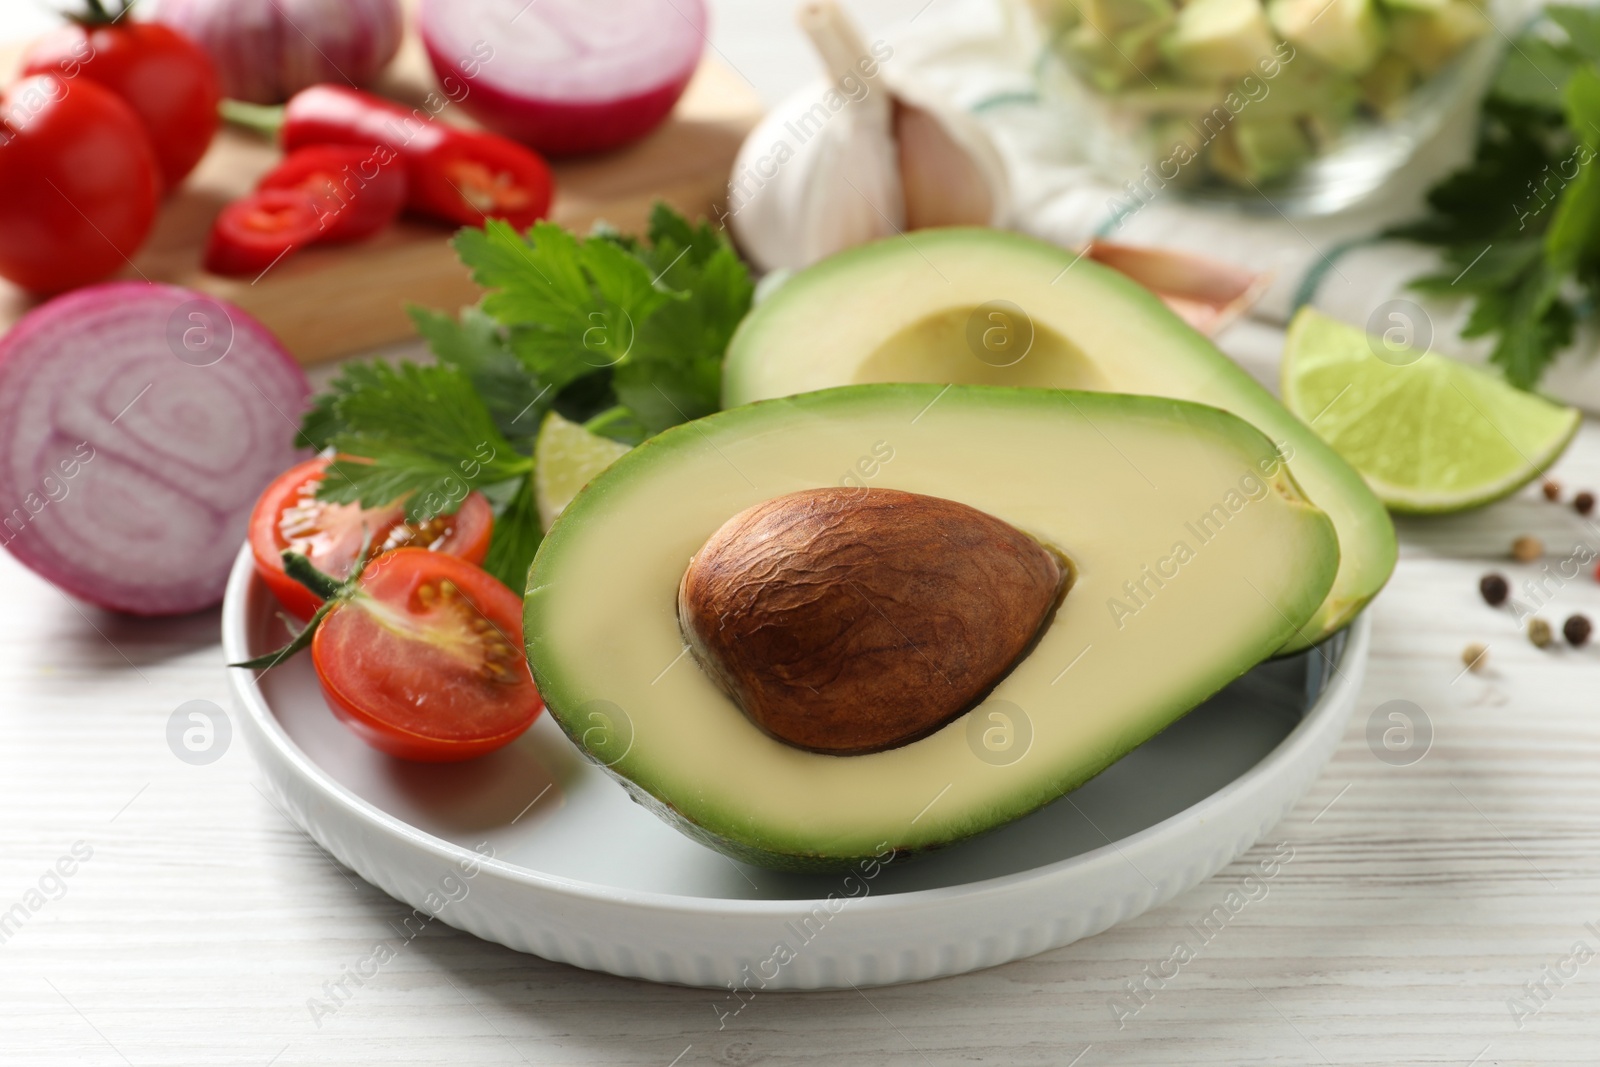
[1013,0,1503,216]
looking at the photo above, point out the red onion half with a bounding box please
[149,0,404,105]
[0,283,310,615]
[418,0,706,156]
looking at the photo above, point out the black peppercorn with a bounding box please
[1576,492,1596,517]
[1564,614,1592,648]
[1479,572,1509,606]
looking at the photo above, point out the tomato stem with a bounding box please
[231,550,355,670]
[71,0,131,25]
[233,538,385,672]
[282,551,345,601]
[230,596,338,671]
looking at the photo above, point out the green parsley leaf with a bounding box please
[297,361,389,452]
[1548,5,1600,64]
[1399,7,1600,390]
[1489,259,1576,389]
[298,388,348,453]
[640,201,729,274]
[456,220,675,399]
[298,204,752,578]
[613,244,752,432]
[1409,239,1542,296]
[1493,36,1581,112]
[408,305,549,444]
[454,205,752,436]
[1391,101,1558,245]
[479,473,541,591]
[316,362,531,522]
[611,209,755,433]
[1546,68,1600,274]
[582,404,651,444]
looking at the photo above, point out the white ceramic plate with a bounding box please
[222,546,1368,990]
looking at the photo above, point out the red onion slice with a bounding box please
[419,0,707,156]
[0,283,309,615]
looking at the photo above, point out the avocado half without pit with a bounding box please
[677,487,1070,755]
[524,384,1341,871]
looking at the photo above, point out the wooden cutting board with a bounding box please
[0,31,762,365]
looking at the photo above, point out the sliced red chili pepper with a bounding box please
[279,86,553,230]
[419,131,551,229]
[258,144,407,243]
[203,187,322,277]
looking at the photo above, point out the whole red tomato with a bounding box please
[22,21,220,192]
[0,75,161,293]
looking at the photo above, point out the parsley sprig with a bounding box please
[301,204,754,591]
[1397,5,1600,389]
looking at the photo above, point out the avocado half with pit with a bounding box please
[722,228,1395,653]
[525,384,1339,870]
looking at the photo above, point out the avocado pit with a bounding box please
[676,487,1067,755]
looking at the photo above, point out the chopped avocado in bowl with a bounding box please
[1017,0,1497,212]
[525,384,1340,870]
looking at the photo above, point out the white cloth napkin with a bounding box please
[891,0,1600,410]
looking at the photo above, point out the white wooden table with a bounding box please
[5,4,1600,1065]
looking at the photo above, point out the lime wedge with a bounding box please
[1282,308,1581,514]
[534,411,631,531]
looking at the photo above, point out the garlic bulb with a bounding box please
[727,1,1010,274]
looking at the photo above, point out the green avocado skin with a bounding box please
[610,768,896,872]
[589,734,1130,872]
[522,384,1341,871]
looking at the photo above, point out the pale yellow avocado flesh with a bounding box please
[525,385,1339,869]
[722,228,1396,652]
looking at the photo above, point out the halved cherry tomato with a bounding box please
[258,145,407,244]
[312,549,541,761]
[203,188,323,277]
[248,456,493,620]
[22,21,220,192]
